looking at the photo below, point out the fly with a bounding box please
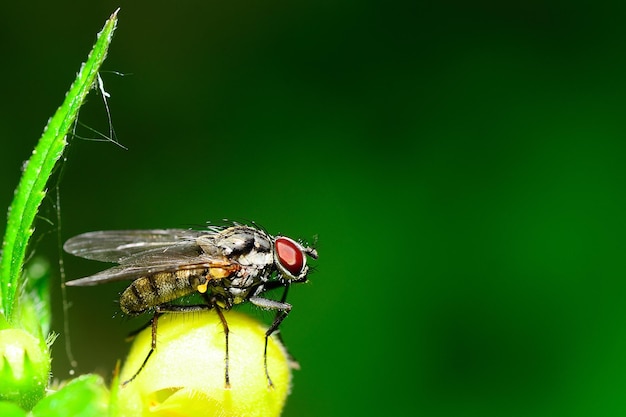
[63,224,318,387]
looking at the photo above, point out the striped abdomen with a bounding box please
[120,268,207,315]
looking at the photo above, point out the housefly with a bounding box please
[64,224,318,387]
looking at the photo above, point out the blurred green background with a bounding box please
[3,1,626,416]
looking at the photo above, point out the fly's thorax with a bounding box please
[197,225,274,280]
[235,249,274,270]
[120,269,207,315]
[198,226,273,259]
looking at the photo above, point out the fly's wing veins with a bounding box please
[63,229,214,262]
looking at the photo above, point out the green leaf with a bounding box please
[31,375,110,417]
[0,10,119,322]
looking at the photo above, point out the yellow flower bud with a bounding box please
[114,310,292,417]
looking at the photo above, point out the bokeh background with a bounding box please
[3,1,626,416]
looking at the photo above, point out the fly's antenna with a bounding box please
[300,234,318,259]
[304,246,318,259]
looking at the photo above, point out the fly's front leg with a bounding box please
[248,296,292,388]
[272,286,300,369]
[258,284,300,369]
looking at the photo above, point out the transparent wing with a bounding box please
[65,258,223,286]
[63,229,213,263]
[64,225,239,286]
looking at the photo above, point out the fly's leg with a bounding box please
[121,303,217,387]
[213,304,231,388]
[248,296,292,388]
[200,292,232,388]
[121,310,162,386]
[271,286,300,370]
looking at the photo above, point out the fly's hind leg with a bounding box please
[121,309,163,386]
[121,303,217,387]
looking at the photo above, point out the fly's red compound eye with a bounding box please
[275,237,305,277]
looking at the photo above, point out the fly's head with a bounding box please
[272,236,318,283]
